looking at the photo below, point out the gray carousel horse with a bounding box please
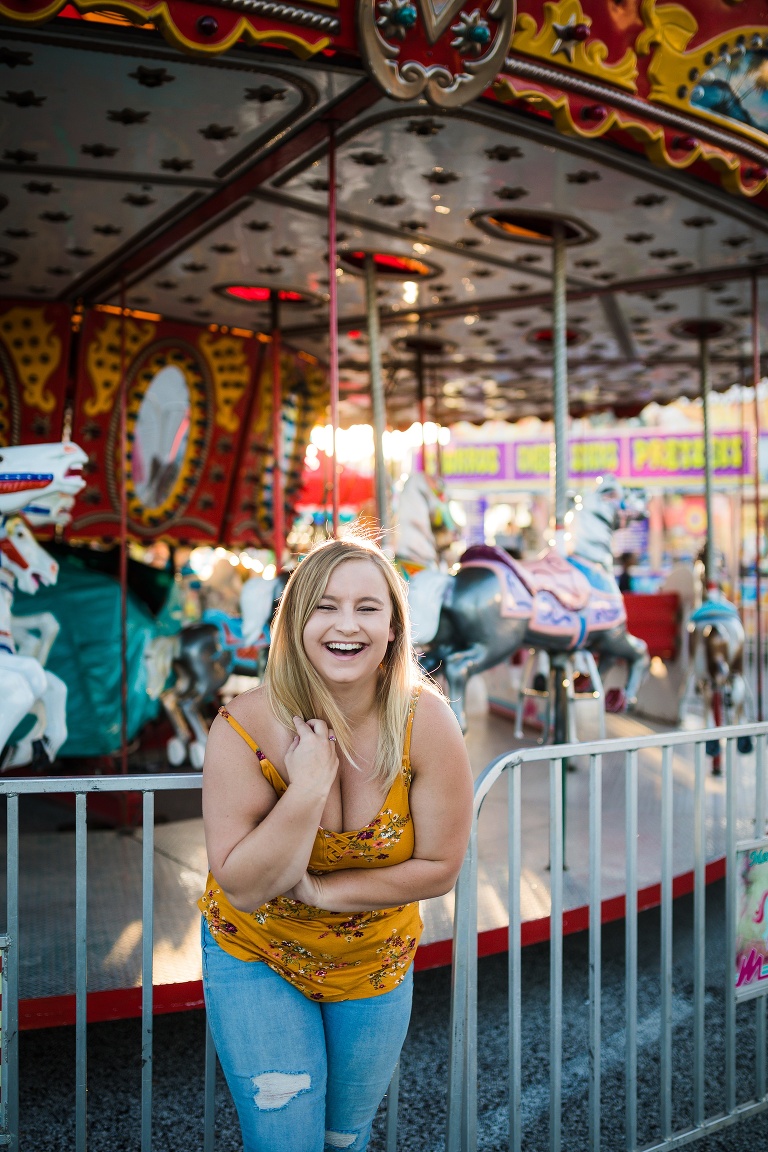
[401,476,650,737]
[144,569,289,769]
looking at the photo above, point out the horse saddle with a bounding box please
[461,544,590,612]
[520,551,591,613]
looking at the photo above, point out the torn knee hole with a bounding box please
[251,1071,311,1111]
[325,1132,357,1149]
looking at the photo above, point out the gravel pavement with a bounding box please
[19,879,768,1151]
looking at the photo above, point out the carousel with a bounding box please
[1,0,767,768]
[0,0,767,1021]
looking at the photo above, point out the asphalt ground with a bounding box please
[17,878,768,1151]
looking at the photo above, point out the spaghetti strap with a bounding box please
[402,686,423,763]
[218,706,262,756]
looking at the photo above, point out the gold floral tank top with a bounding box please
[198,689,423,1001]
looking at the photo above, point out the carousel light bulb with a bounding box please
[435,205,450,214]
[403,281,419,304]
[263,563,276,580]
[413,242,430,255]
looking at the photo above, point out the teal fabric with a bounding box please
[12,555,160,757]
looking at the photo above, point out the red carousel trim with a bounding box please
[0,0,342,57]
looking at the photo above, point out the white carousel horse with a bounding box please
[393,471,461,646]
[393,471,458,571]
[0,441,87,522]
[410,476,650,733]
[0,517,68,769]
[0,442,86,768]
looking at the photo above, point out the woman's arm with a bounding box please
[288,691,473,912]
[202,697,339,912]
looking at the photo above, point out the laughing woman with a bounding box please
[199,534,473,1152]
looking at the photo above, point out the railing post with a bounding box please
[509,763,522,1152]
[5,796,18,1152]
[625,749,638,1151]
[725,738,736,1115]
[588,754,602,1152]
[384,1060,400,1152]
[203,1018,217,1152]
[755,733,767,1102]
[660,746,673,1141]
[75,793,88,1152]
[447,830,475,1151]
[549,756,564,1152]
[141,792,155,1152]
[693,741,706,1126]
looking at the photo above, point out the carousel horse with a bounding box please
[0,441,87,523]
[403,476,650,734]
[393,471,458,575]
[144,570,289,769]
[393,470,462,647]
[0,442,86,768]
[686,593,753,771]
[0,517,68,769]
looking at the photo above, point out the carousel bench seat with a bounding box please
[623,592,681,661]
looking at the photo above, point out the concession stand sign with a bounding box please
[441,430,751,490]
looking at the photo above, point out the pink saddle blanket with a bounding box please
[522,553,591,613]
[460,545,591,614]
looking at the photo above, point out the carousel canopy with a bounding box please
[0,1,767,430]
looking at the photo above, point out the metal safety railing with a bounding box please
[447,720,768,1152]
[3,719,768,1150]
[0,771,402,1152]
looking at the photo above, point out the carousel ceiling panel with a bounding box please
[0,25,361,305]
[0,36,311,181]
[0,171,193,299]
[120,190,539,328]
[270,101,768,290]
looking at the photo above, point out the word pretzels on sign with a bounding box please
[358,0,516,107]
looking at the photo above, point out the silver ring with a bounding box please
[328,734,336,741]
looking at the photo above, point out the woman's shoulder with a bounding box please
[216,685,282,749]
[410,683,465,753]
[223,683,269,725]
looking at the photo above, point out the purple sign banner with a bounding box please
[442,430,752,488]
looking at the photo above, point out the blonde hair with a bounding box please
[264,535,428,787]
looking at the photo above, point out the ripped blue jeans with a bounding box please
[201,919,413,1152]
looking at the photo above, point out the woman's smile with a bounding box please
[324,641,367,658]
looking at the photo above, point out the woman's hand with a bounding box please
[283,716,339,802]
[285,871,325,907]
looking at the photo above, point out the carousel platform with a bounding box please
[2,673,745,1030]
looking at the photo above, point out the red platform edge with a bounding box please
[18,857,726,1030]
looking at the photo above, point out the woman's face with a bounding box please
[302,559,396,688]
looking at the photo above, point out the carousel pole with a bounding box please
[270,291,284,571]
[327,123,340,536]
[365,254,388,531]
[551,223,568,555]
[417,339,427,472]
[700,335,717,596]
[752,274,763,720]
[119,284,129,779]
[550,221,569,857]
